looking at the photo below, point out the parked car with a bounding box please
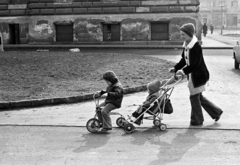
[233,41,240,69]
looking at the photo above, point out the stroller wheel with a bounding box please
[124,123,135,134]
[116,117,126,128]
[86,118,101,133]
[159,124,167,131]
[153,120,161,127]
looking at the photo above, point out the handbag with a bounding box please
[160,98,173,114]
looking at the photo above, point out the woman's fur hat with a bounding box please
[180,23,195,37]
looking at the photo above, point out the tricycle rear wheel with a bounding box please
[116,117,126,128]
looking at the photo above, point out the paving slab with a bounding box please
[201,36,232,48]
[206,29,240,46]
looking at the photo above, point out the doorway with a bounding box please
[151,22,169,40]
[55,24,73,42]
[9,24,20,44]
[103,24,120,41]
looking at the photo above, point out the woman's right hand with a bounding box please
[169,68,176,73]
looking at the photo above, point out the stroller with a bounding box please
[123,75,182,134]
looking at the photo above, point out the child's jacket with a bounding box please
[105,82,123,108]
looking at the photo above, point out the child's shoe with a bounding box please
[99,128,112,133]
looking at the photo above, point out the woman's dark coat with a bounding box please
[174,42,210,88]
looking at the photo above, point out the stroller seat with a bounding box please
[146,94,173,115]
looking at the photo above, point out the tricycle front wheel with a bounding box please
[86,118,101,133]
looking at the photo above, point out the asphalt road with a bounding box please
[0,126,240,165]
[0,49,240,165]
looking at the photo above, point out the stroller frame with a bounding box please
[123,76,182,133]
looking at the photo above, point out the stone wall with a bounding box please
[0,0,200,17]
[26,13,201,44]
[0,0,201,44]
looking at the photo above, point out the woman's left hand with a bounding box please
[169,68,176,73]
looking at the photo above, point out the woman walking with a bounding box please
[169,23,223,126]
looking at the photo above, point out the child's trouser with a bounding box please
[132,106,146,123]
[97,103,117,129]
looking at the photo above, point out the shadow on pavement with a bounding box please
[201,123,222,129]
[123,128,205,165]
[72,133,110,153]
[149,129,205,165]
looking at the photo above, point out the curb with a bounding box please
[0,85,147,111]
[4,45,233,50]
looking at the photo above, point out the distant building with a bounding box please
[0,0,202,45]
[199,0,240,28]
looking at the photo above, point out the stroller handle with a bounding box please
[161,74,183,90]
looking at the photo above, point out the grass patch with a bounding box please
[0,51,175,102]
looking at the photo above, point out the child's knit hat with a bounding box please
[180,23,195,37]
[103,71,118,84]
[147,80,161,95]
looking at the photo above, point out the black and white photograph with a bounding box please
[0,0,240,164]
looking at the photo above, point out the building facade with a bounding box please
[0,0,201,45]
[199,0,240,28]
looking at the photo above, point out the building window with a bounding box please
[103,24,120,41]
[207,2,213,7]
[203,18,208,24]
[55,24,73,42]
[231,1,238,7]
[219,1,225,6]
[213,14,223,26]
[227,14,238,26]
[151,22,169,41]
[212,2,216,7]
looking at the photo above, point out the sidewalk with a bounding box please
[1,78,239,130]
[1,54,239,131]
[204,29,240,46]
[3,35,233,51]
[201,36,232,48]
